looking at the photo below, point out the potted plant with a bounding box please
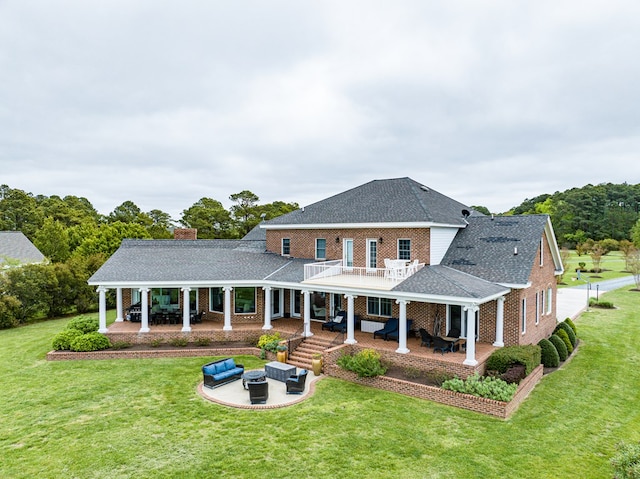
[311,353,323,375]
[276,342,288,363]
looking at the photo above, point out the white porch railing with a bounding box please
[303,259,424,289]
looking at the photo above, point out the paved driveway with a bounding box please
[556,276,636,320]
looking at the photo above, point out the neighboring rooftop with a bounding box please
[263,177,478,227]
[0,231,46,266]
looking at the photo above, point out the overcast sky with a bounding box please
[1,1,639,221]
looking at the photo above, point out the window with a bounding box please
[540,237,544,266]
[367,297,392,317]
[367,239,377,270]
[291,289,301,317]
[541,289,546,316]
[234,287,256,314]
[535,292,540,325]
[521,298,527,334]
[151,288,179,311]
[282,238,290,256]
[398,239,411,260]
[546,287,553,314]
[210,287,223,313]
[315,238,326,260]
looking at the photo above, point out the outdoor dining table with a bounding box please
[442,336,466,352]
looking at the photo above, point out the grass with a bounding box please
[1,292,640,478]
[559,250,631,287]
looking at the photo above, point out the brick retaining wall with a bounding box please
[46,347,264,361]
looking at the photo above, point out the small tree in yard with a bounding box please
[628,250,640,291]
[588,242,606,273]
[620,240,636,272]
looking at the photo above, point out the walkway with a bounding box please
[556,275,636,321]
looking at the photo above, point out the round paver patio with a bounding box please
[198,369,322,409]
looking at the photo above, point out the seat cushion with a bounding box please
[203,365,216,376]
[223,358,236,370]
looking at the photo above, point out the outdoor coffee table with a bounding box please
[242,370,267,389]
[264,361,296,382]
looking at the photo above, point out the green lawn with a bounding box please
[1,291,639,479]
[560,250,631,287]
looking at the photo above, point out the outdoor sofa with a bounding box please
[202,358,244,389]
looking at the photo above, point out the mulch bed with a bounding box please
[111,341,255,352]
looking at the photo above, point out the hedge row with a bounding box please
[51,316,111,352]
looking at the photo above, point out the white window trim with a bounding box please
[315,238,326,260]
[521,298,527,334]
[367,297,392,318]
[290,289,301,318]
[535,292,540,325]
[282,238,290,256]
[540,237,544,266]
[366,238,377,271]
[546,287,553,315]
[397,238,411,261]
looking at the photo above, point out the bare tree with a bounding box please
[557,248,571,284]
[588,242,606,273]
[619,239,635,272]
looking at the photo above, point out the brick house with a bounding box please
[89,177,563,367]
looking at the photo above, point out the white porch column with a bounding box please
[223,287,233,331]
[395,299,410,354]
[463,304,479,366]
[303,290,313,337]
[140,288,150,333]
[98,286,108,333]
[493,296,505,347]
[262,287,273,330]
[181,287,191,332]
[115,287,124,322]
[344,294,357,344]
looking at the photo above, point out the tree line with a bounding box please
[0,185,297,328]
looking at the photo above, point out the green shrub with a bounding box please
[149,339,163,347]
[425,369,454,387]
[555,321,577,348]
[257,333,282,352]
[441,373,518,402]
[589,298,615,309]
[170,337,188,347]
[195,337,211,347]
[556,328,574,354]
[66,316,99,334]
[110,341,131,350]
[0,295,21,329]
[337,348,387,378]
[611,441,640,479]
[549,334,568,361]
[538,338,560,368]
[564,317,577,335]
[403,366,422,380]
[70,332,111,352]
[486,345,541,376]
[52,329,84,351]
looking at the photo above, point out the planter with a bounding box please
[311,357,323,375]
[276,350,288,363]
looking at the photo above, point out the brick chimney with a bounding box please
[174,228,197,240]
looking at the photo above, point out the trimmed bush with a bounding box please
[66,316,99,334]
[549,334,568,361]
[556,328,574,354]
[0,295,21,329]
[337,348,387,378]
[52,329,84,351]
[70,332,111,352]
[486,345,541,376]
[555,321,577,348]
[442,373,518,402]
[589,298,615,309]
[611,441,640,479]
[538,338,560,368]
[564,317,577,335]
[257,333,282,352]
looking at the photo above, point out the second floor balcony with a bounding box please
[303,259,424,290]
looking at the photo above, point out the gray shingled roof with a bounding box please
[0,231,45,265]
[393,265,509,300]
[89,239,293,284]
[264,177,475,226]
[441,214,550,285]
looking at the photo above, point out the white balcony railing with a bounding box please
[303,259,424,289]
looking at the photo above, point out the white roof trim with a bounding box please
[261,222,464,230]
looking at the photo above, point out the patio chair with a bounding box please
[286,370,308,394]
[333,314,359,334]
[419,328,434,347]
[373,318,399,340]
[386,319,413,342]
[433,336,453,355]
[321,311,346,331]
[248,380,269,404]
[447,328,461,338]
